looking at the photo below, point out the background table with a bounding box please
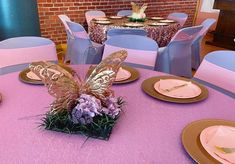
[0,65,235,164]
[89,17,180,47]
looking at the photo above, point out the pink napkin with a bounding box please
[115,67,131,82]
[26,71,41,80]
[155,79,201,98]
[203,126,235,164]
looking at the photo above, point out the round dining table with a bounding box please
[89,17,180,47]
[0,65,234,164]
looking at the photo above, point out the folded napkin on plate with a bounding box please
[115,67,131,81]
[206,126,235,163]
[157,79,200,98]
[26,71,41,80]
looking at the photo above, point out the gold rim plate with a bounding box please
[159,19,176,23]
[110,16,123,19]
[182,119,235,164]
[19,68,43,85]
[19,64,75,85]
[113,65,139,85]
[148,23,168,26]
[95,21,112,25]
[150,17,165,20]
[141,76,208,103]
[94,17,109,21]
[124,23,144,27]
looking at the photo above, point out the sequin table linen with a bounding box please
[0,65,235,164]
[89,18,181,47]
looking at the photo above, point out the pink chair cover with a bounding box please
[0,38,57,68]
[194,60,235,93]
[103,45,157,67]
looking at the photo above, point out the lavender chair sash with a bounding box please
[73,31,89,39]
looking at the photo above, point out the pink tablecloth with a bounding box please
[0,65,235,164]
[89,18,180,47]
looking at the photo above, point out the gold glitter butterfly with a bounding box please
[131,2,148,14]
[29,50,128,113]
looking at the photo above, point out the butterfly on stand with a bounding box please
[29,50,128,114]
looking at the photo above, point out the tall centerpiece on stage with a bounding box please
[29,50,127,140]
[129,2,148,22]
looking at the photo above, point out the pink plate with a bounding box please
[200,126,235,164]
[115,67,131,82]
[154,79,201,99]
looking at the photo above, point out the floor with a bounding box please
[200,34,226,60]
[192,34,226,75]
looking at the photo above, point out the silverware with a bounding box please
[162,83,189,92]
[215,146,235,154]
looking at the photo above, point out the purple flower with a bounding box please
[70,94,102,125]
[102,97,121,118]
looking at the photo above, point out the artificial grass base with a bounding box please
[42,110,118,140]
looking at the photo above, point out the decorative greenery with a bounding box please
[41,110,118,140]
[128,17,146,22]
[41,97,125,140]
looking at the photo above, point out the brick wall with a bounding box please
[37,0,198,45]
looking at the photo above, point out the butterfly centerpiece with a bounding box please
[129,2,148,22]
[29,50,128,140]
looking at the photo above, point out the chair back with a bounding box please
[199,18,216,36]
[66,21,102,64]
[103,35,158,69]
[117,10,132,17]
[155,25,203,77]
[85,10,106,26]
[107,28,147,39]
[58,15,72,35]
[0,37,57,75]
[191,18,216,69]
[194,50,235,98]
[167,12,188,27]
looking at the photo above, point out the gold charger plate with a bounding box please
[148,22,168,26]
[95,21,112,25]
[182,119,235,164]
[150,17,165,20]
[94,17,109,21]
[124,23,144,28]
[19,69,43,85]
[113,65,139,85]
[159,19,176,23]
[19,64,75,85]
[141,76,208,103]
[109,16,123,19]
